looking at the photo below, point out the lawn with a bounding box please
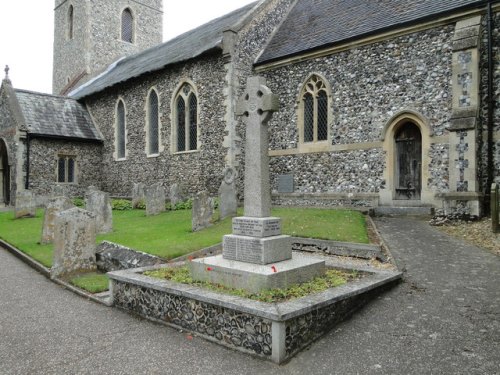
[0,207,368,269]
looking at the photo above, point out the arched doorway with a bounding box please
[0,139,11,206]
[394,122,422,200]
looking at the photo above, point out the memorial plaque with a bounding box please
[278,174,294,194]
[223,234,292,265]
[232,217,281,238]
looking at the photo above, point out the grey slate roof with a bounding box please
[15,90,102,141]
[256,0,494,64]
[71,2,258,100]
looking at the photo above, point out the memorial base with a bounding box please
[189,254,325,294]
[223,234,292,264]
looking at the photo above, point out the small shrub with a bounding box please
[173,198,193,211]
[135,199,146,210]
[73,197,85,208]
[112,199,133,211]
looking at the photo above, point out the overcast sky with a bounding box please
[0,0,256,94]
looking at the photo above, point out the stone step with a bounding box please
[373,206,434,217]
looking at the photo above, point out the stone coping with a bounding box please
[108,256,402,322]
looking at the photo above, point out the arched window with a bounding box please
[174,83,198,152]
[68,5,74,40]
[147,89,160,155]
[299,74,330,144]
[121,8,134,43]
[116,100,126,159]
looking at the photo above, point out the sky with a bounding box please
[0,0,256,94]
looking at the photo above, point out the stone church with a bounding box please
[0,0,498,216]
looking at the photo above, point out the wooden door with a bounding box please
[395,123,422,200]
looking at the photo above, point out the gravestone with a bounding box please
[15,190,36,219]
[85,188,113,234]
[219,166,238,219]
[132,183,145,208]
[170,183,185,207]
[145,183,165,216]
[492,183,499,233]
[190,77,325,293]
[192,191,214,232]
[41,197,75,244]
[51,207,97,279]
[51,185,66,197]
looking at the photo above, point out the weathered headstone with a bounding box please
[51,207,97,279]
[145,183,166,216]
[170,183,185,207]
[51,185,66,197]
[132,183,145,208]
[41,196,75,244]
[190,77,324,292]
[192,191,214,232]
[219,166,238,219]
[85,188,113,234]
[14,190,36,219]
[492,183,499,233]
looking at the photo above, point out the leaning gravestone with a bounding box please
[15,190,36,219]
[219,166,238,220]
[192,191,214,232]
[85,188,113,234]
[145,183,166,216]
[41,196,74,244]
[170,183,185,207]
[51,207,97,279]
[132,183,145,208]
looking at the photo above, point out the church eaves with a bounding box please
[256,0,498,65]
[70,2,258,100]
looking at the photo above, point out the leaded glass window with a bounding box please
[57,156,76,183]
[121,8,134,43]
[300,75,330,143]
[174,83,198,152]
[116,100,126,159]
[148,90,160,155]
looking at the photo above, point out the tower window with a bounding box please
[121,8,134,43]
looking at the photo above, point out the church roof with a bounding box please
[256,0,493,65]
[15,90,102,141]
[71,2,258,100]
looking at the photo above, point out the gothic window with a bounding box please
[116,99,127,159]
[174,83,198,153]
[57,155,76,183]
[68,5,74,40]
[147,89,160,156]
[121,8,134,43]
[299,75,330,144]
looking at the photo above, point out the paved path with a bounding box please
[1,217,499,374]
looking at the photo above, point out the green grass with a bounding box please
[69,272,109,293]
[0,207,368,268]
[144,266,360,303]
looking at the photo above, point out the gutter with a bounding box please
[25,133,30,190]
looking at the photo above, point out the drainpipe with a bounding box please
[25,133,30,190]
[485,0,495,215]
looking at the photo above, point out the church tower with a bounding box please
[53,0,163,96]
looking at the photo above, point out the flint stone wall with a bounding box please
[86,53,227,198]
[262,26,455,196]
[28,138,103,199]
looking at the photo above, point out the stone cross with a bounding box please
[236,76,279,218]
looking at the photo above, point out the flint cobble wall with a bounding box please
[262,25,455,196]
[86,53,227,198]
[28,138,103,198]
